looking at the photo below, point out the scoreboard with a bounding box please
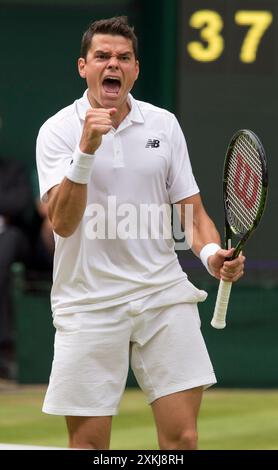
[180,0,274,72]
[177,0,278,281]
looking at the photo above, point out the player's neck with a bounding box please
[112,102,130,129]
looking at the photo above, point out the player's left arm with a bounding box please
[176,193,245,281]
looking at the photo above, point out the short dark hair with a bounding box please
[80,16,138,60]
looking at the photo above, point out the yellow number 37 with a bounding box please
[187,10,273,63]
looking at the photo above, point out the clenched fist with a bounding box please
[79,107,117,154]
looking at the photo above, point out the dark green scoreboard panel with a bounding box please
[176,0,278,282]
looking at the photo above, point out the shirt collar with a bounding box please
[76,89,144,124]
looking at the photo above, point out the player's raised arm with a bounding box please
[47,107,116,238]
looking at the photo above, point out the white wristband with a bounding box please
[200,243,221,276]
[66,147,95,184]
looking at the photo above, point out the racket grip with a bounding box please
[211,280,232,329]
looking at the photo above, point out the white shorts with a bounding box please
[42,285,216,416]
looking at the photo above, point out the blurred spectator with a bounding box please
[0,157,32,379]
[0,157,54,380]
[29,168,54,273]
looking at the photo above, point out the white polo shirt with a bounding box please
[36,90,207,314]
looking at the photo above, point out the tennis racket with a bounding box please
[211,129,268,329]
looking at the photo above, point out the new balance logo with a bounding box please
[145,139,160,148]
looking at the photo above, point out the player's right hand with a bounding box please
[208,248,245,282]
[79,107,117,155]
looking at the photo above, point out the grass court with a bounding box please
[1,386,278,450]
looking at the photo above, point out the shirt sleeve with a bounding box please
[36,121,75,202]
[166,115,199,204]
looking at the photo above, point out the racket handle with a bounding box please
[211,280,232,329]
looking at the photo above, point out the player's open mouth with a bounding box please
[102,76,121,95]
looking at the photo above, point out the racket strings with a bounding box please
[226,135,263,234]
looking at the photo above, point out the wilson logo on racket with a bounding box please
[234,154,260,210]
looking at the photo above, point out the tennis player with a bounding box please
[36,16,245,450]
